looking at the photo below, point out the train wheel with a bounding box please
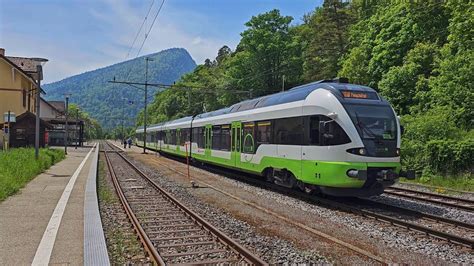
[264,169,274,183]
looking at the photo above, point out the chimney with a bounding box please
[0,48,4,56]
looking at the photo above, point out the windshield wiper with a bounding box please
[354,112,381,140]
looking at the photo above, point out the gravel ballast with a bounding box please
[128,152,473,264]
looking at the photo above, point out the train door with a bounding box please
[204,125,212,158]
[231,122,242,167]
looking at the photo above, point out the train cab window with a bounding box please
[256,121,272,150]
[310,115,351,146]
[274,117,304,145]
[242,122,255,154]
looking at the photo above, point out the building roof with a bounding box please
[0,55,44,93]
[6,56,39,73]
[48,101,66,113]
[15,111,53,128]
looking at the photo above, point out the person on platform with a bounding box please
[123,138,127,149]
[127,137,132,148]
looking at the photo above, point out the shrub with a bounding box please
[425,139,474,175]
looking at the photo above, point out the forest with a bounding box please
[137,0,473,187]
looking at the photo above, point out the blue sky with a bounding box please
[0,0,321,83]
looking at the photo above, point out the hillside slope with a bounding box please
[43,48,196,128]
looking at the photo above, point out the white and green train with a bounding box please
[136,79,414,197]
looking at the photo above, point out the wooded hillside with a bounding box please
[139,0,473,183]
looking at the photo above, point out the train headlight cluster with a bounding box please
[346,148,367,156]
[396,148,400,156]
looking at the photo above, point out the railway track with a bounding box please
[384,187,474,212]
[146,150,474,250]
[102,142,265,265]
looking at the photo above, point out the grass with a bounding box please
[401,174,474,193]
[97,158,115,204]
[0,147,65,201]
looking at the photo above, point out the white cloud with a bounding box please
[1,0,236,84]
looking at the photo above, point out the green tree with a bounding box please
[302,0,356,81]
[429,0,474,129]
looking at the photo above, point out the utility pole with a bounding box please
[64,94,70,155]
[75,108,79,149]
[143,57,153,154]
[32,58,47,159]
[34,65,41,159]
[7,110,10,150]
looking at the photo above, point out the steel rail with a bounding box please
[384,187,474,212]
[150,150,474,249]
[103,147,164,265]
[147,155,389,264]
[114,151,267,266]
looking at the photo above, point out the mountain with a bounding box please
[43,48,196,129]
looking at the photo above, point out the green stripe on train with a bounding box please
[139,141,400,188]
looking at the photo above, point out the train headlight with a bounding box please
[396,148,400,156]
[346,148,367,156]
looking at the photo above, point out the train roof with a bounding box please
[194,79,376,120]
[136,79,380,131]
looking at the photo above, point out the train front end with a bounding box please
[302,82,414,197]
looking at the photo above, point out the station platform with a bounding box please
[0,144,109,265]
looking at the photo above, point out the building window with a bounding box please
[22,89,27,107]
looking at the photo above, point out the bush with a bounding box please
[425,139,474,175]
[0,148,65,201]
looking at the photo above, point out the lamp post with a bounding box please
[64,94,71,155]
[121,97,128,141]
[75,108,79,149]
[32,58,48,159]
[143,57,153,154]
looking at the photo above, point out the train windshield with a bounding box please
[344,104,397,140]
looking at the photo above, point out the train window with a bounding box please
[220,125,231,151]
[212,125,221,150]
[192,127,205,148]
[242,122,255,154]
[274,117,304,145]
[170,130,177,145]
[309,116,320,145]
[179,128,190,146]
[310,115,351,146]
[256,121,272,150]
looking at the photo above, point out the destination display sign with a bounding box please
[341,90,378,100]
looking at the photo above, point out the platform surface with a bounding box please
[0,144,106,265]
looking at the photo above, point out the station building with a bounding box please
[0,48,84,149]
